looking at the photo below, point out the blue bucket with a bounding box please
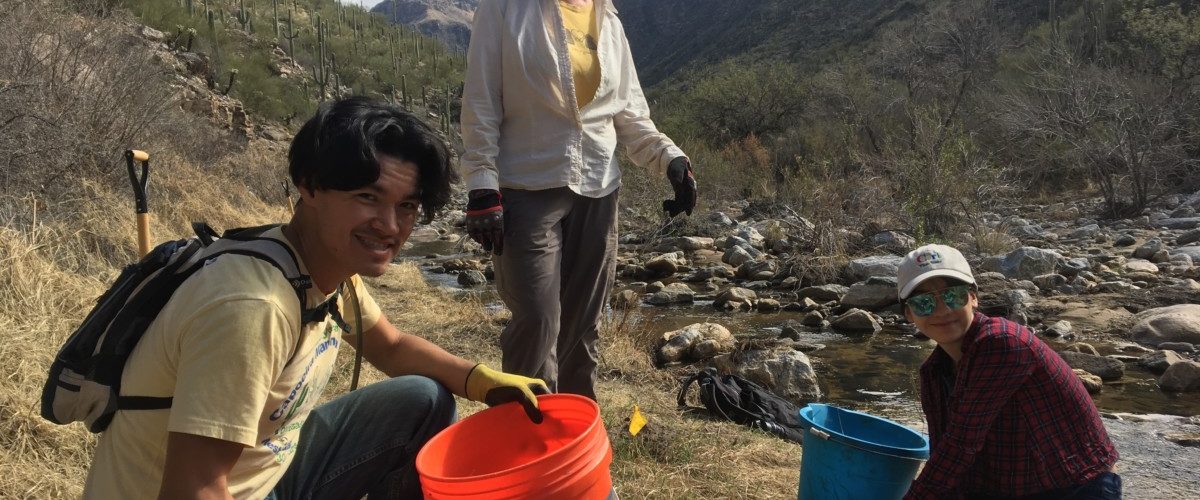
[796,404,929,500]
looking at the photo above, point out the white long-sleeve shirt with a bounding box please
[460,0,686,198]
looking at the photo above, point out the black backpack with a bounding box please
[40,223,345,433]
[677,368,807,444]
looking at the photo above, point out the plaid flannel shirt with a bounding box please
[905,313,1118,499]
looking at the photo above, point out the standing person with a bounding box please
[84,97,547,500]
[460,0,697,400]
[897,244,1120,500]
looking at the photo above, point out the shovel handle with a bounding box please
[125,150,150,214]
[137,213,152,257]
[125,149,151,257]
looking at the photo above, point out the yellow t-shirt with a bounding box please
[84,226,382,499]
[559,1,601,108]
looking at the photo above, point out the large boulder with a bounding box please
[712,348,822,405]
[1130,304,1200,347]
[845,255,904,282]
[841,277,899,311]
[1058,351,1125,381]
[1158,361,1200,392]
[657,323,736,364]
[994,247,1064,280]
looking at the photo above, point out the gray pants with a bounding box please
[494,187,618,399]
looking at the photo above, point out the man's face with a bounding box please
[904,277,978,347]
[301,154,421,278]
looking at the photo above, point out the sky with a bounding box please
[339,0,386,10]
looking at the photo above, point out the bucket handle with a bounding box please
[809,428,830,440]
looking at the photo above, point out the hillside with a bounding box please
[372,0,478,51]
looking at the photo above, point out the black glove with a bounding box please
[663,157,697,217]
[465,364,551,423]
[465,189,504,255]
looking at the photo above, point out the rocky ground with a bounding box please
[401,190,1200,497]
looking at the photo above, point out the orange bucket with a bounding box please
[416,393,613,499]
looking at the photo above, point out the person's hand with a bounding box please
[465,189,504,255]
[465,364,550,423]
[663,156,697,217]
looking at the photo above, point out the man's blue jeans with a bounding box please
[267,376,457,499]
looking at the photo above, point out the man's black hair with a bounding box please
[289,96,457,224]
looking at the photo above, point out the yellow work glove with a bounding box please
[465,364,550,424]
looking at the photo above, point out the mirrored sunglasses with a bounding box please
[905,284,971,317]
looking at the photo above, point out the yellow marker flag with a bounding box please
[628,404,647,436]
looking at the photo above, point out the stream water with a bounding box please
[400,239,1200,422]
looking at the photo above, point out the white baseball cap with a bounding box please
[896,244,976,299]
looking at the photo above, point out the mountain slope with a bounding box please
[373,0,478,50]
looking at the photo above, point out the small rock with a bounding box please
[1066,342,1100,356]
[830,308,882,334]
[657,323,736,364]
[801,310,825,327]
[1158,361,1200,392]
[1125,259,1160,273]
[780,323,802,341]
[714,287,758,311]
[1070,224,1101,239]
[1058,351,1125,381]
[1073,369,1104,395]
[612,289,641,310]
[996,247,1064,280]
[1114,234,1137,246]
[1158,217,1200,230]
[868,230,916,253]
[722,246,754,267]
[845,255,904,282]
[1159,342,1196,353]
[645,252,686,278]
[647,283,695,305]
[646,281,666,293]
[798,284,848,302]
[457,270,487,287]
[758,298,781,312]
[841,279,899,311]
[140,25,166,42]
[1140,350,1187,374]
[1134,239,1165,260]
[1044,320,1074,338]
[711,348,822,405]
[1162,432,1200,448]
[1033,273,1069,290]
[1177,229,1200,246]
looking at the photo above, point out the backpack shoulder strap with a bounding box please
[677,368,714,407]
[203,226,317,322]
